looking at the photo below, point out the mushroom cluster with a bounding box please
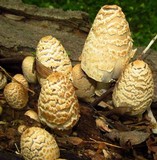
[20,127,60,160]
[38,72,80,130]
[112,60,154,116]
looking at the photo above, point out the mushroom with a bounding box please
[18,124,27,134]
[38,72,80,130]
[80,5,136,95]
[3,82,28,109]
[112,60,154,117]
[20,126,60,160]
[12,74,29,88]
[36,35,72,85]
[22,56,37,84]
[24,109,40,122]
[72,63,96,102]
[0,71,7,89]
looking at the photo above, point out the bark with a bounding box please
[0,0,89,63]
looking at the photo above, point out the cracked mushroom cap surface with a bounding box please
[22,56,37,83]
[112,60,154,116]
[72,63,96,102]
[3,82,28,109]
[0,72,7,89]
[36,35,72,84]
[81,5,136,83]
[20,127,60,160]
[38,72,80,130]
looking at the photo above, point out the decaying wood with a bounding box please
[0,0,89,63]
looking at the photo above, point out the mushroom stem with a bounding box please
[147,107,157,134]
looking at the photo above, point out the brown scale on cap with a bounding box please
[38,72,80,130]
[81,5,136,83]
[20,127,60,160]
[112,60,154,116]
[3,82,28,109]
[36,35,72,85]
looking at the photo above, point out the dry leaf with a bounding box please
[106,130,150,148]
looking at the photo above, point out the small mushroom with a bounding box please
[112,60,154,116]
[22,56,37,83]
[0,71,7,89]
[80,5,136,95]
[20,126,60,160]
[12,74,29,88]
[18,124,27,134]
[36,35,72,85]
[3,82,28,109]
[72,63,96,102]
[24,109,40,122]
[38,72,80,130]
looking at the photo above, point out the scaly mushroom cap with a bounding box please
[12,74,29,88]
[38,72,80,130]
[22,56,37,83]
[0,72,7,89]
[112,60,154,116]
[81,5,136,83]
[20,127,60,160]
[72,63,96,102]
[36,35,72,85]
[3,82,28,109]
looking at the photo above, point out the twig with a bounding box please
[88,138,122,149]
[0,66,35,95]
[138,34,157,59]
[90,86,114,108]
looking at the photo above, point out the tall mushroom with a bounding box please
[38,72,80,131]
[36,35,72,85]
[80,5,136,95]
[112,60,154,117]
